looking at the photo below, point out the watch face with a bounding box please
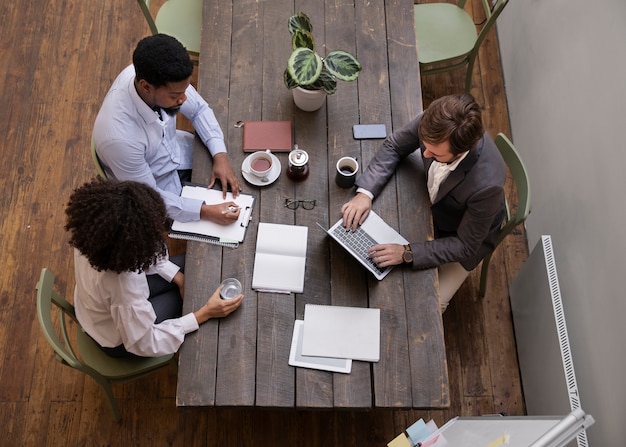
[403,250,413,263]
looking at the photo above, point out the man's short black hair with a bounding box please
[133,34,194,87]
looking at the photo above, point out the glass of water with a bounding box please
[220,278,242,300]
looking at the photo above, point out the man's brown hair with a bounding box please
[418,93,484,156]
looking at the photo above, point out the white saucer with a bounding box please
[242,153,281,186]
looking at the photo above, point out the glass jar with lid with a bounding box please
[286,144,309,182]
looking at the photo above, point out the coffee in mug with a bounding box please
[335,156,359,188]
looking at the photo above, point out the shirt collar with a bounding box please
[432,150,469,172]
[128,78,161,124]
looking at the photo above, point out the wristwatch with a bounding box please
[402,244,413,264]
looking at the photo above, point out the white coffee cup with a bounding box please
[247,150,273,182]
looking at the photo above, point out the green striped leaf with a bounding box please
[288,12,312,35]
[291,30,315,51]
[323,51,362,82]
[287,48,322,86]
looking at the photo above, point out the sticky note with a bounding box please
[487,433,510,447]
[387,433,412,447]
[406,419,430,445]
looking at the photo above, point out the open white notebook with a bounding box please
[252,223,308,293]
[301,304,380,362]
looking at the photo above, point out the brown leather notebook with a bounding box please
[242,121,293,152]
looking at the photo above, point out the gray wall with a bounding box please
[497,1,626,445]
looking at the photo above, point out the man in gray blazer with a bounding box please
[341,94,506,312]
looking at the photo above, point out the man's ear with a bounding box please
[137,79,153,94]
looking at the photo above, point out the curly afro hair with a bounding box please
[133,33,194,87]
[65,178,170,273]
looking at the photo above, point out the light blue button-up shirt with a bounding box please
[93,65,227,222]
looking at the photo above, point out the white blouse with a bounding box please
[73,249,199,357]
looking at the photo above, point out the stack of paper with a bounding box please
[288,320,352,373]
[301,304,380,362]
[288,304,380,373]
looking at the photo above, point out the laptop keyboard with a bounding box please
[330,225,385,275]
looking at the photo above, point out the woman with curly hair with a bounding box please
[65,178,242,357]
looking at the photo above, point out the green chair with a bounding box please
[36,268,175,421]
[90,138,107,179]
[414,0,509,92]
[136,0,202,58]
[478,133,531,296]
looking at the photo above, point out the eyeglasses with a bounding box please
[284,199,316,210]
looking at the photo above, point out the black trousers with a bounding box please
[99,254,185,358]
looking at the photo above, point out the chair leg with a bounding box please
[464,55,477,93]
[478,252,493,297]
[91,375,122,422]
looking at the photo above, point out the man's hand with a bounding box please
[341,193,373,231]
[367,243,404,268]
[209,152,241,199]
[200,202,241,224]
[193,285,243,325]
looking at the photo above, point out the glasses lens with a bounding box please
[302,200,316,210]
[284,199,298,210]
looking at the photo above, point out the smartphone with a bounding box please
[353,124,387,140]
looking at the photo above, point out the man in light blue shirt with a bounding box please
[93,34,241,224]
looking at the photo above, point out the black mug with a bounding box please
[335,157,359,188]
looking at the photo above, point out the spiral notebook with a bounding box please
[169,185,254,248]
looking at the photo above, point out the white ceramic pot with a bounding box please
[292,87,327,112]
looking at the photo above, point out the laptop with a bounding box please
[317,210,409,280]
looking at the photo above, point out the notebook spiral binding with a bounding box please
[168,231,239,248]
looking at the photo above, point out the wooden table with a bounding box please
[176,0,449,409]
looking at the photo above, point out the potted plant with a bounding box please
[284,12,362,111]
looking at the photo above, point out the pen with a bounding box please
[222,205,240,214]
[255,289,293,295]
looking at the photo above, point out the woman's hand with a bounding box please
[193,285,243,325]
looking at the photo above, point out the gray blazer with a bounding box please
[356,114,506,271]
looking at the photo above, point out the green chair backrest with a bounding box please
[135,0,202,56]
[36,269,93,372]
[494,133,532,245]
[91,138,107,179]
[136,0,159,35]
[461,0,510,55]
[478,134,531,296]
